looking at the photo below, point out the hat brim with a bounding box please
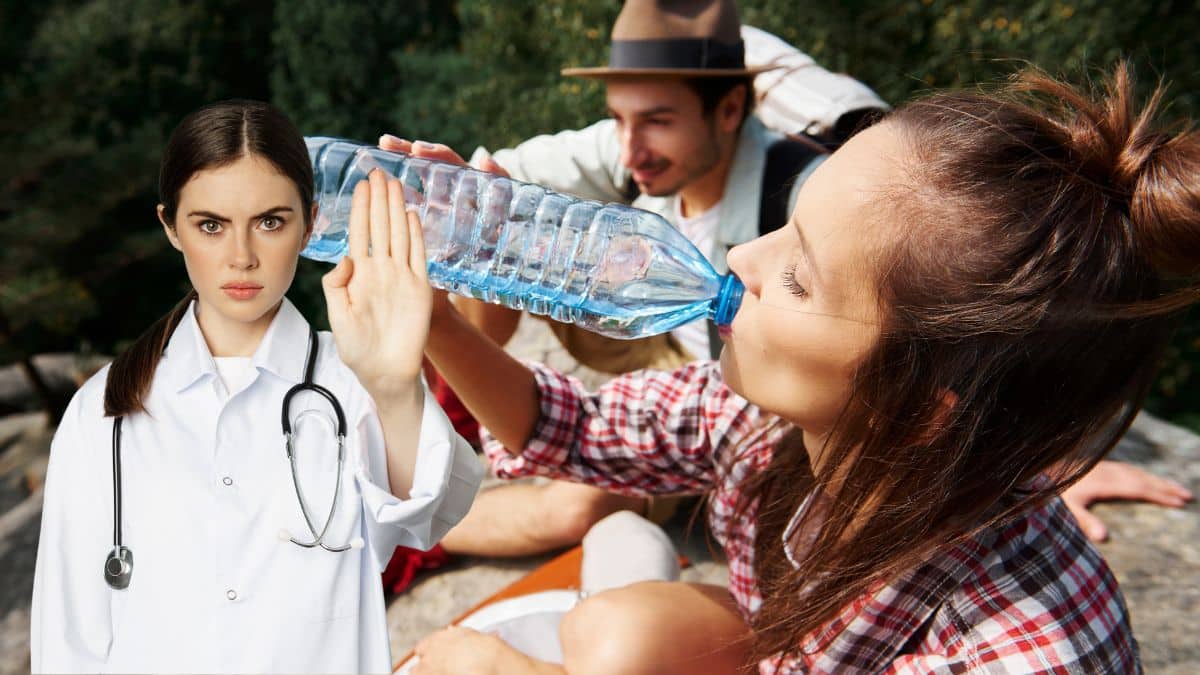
[561,64,779,79]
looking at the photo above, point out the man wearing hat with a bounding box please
[385,0,835,559]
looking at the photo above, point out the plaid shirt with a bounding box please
[482,361,1140,673]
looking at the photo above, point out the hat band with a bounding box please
[609,38,746,71]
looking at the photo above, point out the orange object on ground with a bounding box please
[392,545,689,672]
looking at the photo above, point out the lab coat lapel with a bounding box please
[250,298,310,386]
[160,300,218,394]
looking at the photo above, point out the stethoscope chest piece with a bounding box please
[105,545,134,590]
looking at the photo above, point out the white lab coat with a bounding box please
[31,298,483,674]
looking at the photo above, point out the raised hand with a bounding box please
[321,168,431,399]
[377,135,522,344]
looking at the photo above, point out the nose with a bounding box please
[618,124,647,169]
[726,236,768,297]
[228,228,259,271]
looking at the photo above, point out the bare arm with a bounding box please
[425,292,538,454]
[450,294,522,345]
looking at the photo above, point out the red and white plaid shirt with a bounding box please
[482,361,1140,673]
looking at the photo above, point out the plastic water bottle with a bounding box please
[303,137,743,339]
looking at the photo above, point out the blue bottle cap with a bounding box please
[710,274,744,327]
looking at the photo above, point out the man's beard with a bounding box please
[640,125,724,198]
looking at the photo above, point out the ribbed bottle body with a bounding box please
[305,137,738,339]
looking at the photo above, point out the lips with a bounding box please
[632,161,669,184]
[222,282,263,300]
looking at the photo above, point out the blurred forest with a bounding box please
[3,0,1200,425]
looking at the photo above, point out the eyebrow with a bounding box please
[607,106,678,119]
[185,206,295,222]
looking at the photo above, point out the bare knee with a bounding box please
[539,483,646,546]
[559,582,751,675]
[560,585,662,675]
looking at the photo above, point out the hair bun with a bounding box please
[1047,64,1200,279]
[1128,130,1200,279]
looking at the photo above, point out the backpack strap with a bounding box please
[758,134,826,236]
[707,136,825,360]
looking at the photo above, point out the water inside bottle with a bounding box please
[302,137,740,338]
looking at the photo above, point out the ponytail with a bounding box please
[103,290,197,417]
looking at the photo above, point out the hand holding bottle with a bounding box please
[378,134,510,178]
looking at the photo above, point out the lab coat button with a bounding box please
[222,476,233,486]
[226,589,237,601]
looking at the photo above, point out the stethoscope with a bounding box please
[104,327,361,591]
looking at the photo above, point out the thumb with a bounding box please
[1069,503,1109,542]
[322,257,354,328]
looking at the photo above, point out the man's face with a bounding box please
[606,79,727,197]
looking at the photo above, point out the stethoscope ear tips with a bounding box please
[104,546,134,590]
[350,537,365,550]
[278,528,293,542]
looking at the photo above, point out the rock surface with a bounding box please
[0,406,1196,674]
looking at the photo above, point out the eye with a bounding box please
[780,263,808,298]
[199,220,222,235]
[259,215,284,231]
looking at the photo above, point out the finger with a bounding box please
[1092,462,1192,505]
[411,140,467,166]
[321,257,354,328]
[379,134,412,153]
[388,177,410,267]
[408,196,428,279]
[1123,472,1193,506]
[348,179,370,260]
[368,168,391,259]
[1069,502,1109,542]
[475,154,511,179]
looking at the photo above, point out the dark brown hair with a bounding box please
[103,100,313,417]
[684,75,755,128]
[737,63,1200,665]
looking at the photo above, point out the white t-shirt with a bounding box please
[213,356,255,399]
[671,196,722,359]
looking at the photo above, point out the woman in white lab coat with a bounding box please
[30,100,482,674]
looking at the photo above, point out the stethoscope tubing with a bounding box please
[105,326,357,590]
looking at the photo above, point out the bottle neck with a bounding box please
[709,274,744,326]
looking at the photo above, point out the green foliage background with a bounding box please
[3,0,1199,424]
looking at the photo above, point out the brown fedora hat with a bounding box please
[562,0,776,79]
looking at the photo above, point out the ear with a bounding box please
[917,389,959,445]
[717,83,747,135]
[302,202,317,248]
[158,204,183,252]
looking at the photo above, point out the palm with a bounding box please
[322,169,431,396]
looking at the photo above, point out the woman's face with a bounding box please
[721,123,903,438]
[160,154,311,343]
